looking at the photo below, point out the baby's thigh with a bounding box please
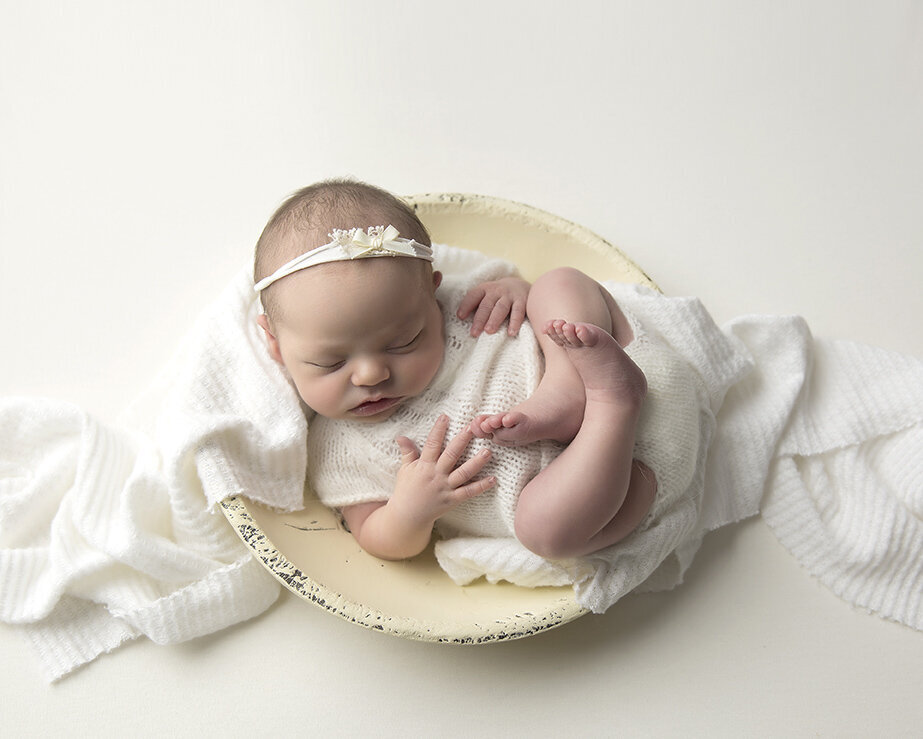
[526,268,631,342]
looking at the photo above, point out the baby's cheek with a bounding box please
[293,373,327,410]
[292,379,313,407]
[417,347,443,390]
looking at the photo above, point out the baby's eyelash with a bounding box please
[307,359,344,370]
[391,330,423,351]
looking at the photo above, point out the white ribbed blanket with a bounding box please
[0,269,307,681]
[2,245,921,682]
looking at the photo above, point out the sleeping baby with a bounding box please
[253,178,703,569]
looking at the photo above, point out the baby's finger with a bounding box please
[437,424,476,471]
[395,436,420,465]
[420,414,450,463]
[469,298,498,336]
[451,475,496,503]
[456,286,486,321]
[447,447,492,488]
[507,299,526,336]
[482,296,512,334]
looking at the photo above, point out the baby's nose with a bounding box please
[351,357,390,386]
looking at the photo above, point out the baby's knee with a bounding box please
[527,267,612,330]
[530,267,595,298]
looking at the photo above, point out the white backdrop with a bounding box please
[2,2,921,736]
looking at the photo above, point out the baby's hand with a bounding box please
[391,415,495,527]
[457,277,530,336]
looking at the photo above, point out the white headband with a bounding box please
[253,224,434,292]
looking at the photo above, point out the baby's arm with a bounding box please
[456,276,530,336]
[339,415,495,560]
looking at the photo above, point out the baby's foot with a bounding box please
[470,412,529,446]
[469,409,578,446]
[543,320,647,408]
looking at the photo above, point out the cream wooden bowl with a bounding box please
[220,193,657,643]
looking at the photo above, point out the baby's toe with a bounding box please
[485,414,507,431]
[470,416,491,437]
[500,411,524,429]
[542,319,567,345]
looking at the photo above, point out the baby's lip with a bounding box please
[349,396,403,417]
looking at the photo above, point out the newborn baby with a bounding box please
[253,178,660,563]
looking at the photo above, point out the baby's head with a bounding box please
[254,179,444,422]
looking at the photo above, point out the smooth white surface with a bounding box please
[1,1,921,736]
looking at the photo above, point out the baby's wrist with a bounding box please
[386,493,439,533]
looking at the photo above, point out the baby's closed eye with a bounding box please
[388,329,423,353]
[306,358,346,371]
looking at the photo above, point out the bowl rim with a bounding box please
[219,495,590,643]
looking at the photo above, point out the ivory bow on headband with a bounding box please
[253,225,434,292]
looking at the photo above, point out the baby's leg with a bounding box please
[472,267,634,445]
[512,321,656,559]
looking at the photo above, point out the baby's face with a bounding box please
[261,258,444,422]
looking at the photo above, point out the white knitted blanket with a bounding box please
[2,245,922,682]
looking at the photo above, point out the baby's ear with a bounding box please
[256,314,284,365]
[432,270,443,290]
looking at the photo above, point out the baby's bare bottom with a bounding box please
[472,267,656,558]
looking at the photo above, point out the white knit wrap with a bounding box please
[307,255,561,538]
[306,266,741,601]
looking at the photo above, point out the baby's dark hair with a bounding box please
[254,178,431,319]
